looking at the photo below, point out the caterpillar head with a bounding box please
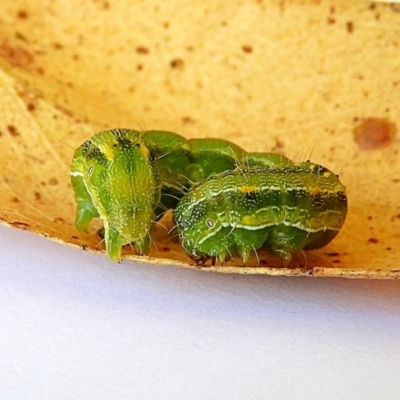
[70,129,160,261]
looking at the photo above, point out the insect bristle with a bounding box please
[169,232,180,241]
[234,166,250,183]
[57,138,76,152]
[252,246,260,267]
[167,223,179,235]
[176,173,194,186]
[162,192,182,202]
[152,219,168,232]
[94,236,106,252]
[148,231,158,252]
[161,178,187,194]
[156,151,172,160]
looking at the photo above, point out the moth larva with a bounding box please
[70,129,160,261]
[174,163,348,266]
[142,131,246,211]
[142,131,289,212]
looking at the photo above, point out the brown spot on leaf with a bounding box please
[92,0,110,9]
[346,21,354,33]
[391,4,400,13]
[271,139,284,151]
[368,237,379,244]
[136,46,150,54]
[0,42,34,69]
[170,58,184,69]
[353,118,397,150]
[49,177,58,185]
[242,45,253,53]
[55,104,73,118]
[181,116,195,124]
[15,32,28,42]
[7,125,20,136]
[327,252,340,257]
[17,10,29,19]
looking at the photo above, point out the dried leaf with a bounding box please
[0,1,399,277]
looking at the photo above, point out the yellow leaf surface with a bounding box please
[0,1,399,277]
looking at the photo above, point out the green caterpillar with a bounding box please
[138,130,245,213]
[70,129,160,261]
[174,163,348,266]
[141,130,290,214]
[70,128,290,261]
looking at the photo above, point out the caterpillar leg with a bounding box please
[218,250,232,266]
[235,228,269,266]
[71,177,100,232]
[268,226,314,267]
[134,234,151,255]
[105,225,126,262]
[238,247,251,267]
[239,246,261,267]
[191,249,231,267]
[103,226,151,262]
[192,255,209,267]
[270,246,293,267]
[75,204,99,232]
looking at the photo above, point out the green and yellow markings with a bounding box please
[70,129,160,261]
[174,164,347,266]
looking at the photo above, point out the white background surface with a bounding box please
[1,224,400,400]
